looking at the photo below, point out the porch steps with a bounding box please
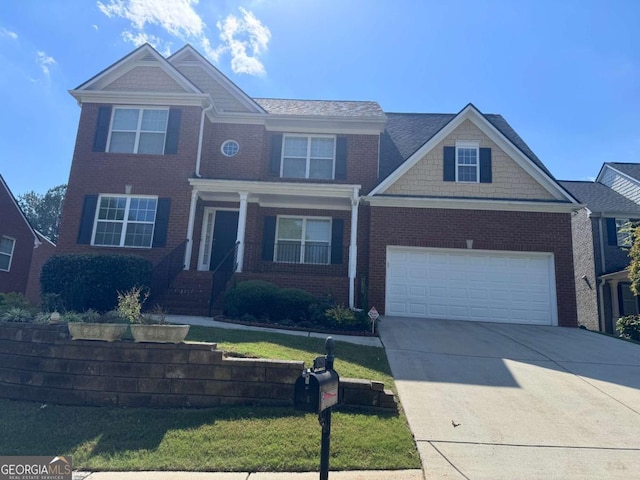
[156,271,213,317]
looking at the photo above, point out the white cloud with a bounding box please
[36,51,56,76]
[0,27,18,40]
[92,24,99,31]
[96,0,270,75]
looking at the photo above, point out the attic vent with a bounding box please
[140,53,156,62]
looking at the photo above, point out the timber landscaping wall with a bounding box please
[0,323,396,410]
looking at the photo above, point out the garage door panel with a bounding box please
[386,247,556,325]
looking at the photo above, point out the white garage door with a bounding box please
[386,247,557,325]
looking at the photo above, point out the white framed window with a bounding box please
[275,216,331,264]
[92,195,158,248]
[616,218,632,247]
[281,135,336,179]
[107,107,169,154]
[0,236,15,272]
[456,142,479,182]
[221,139,240,157]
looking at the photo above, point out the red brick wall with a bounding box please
[25,235,56,305]
[367,207,578,327]
[57,103,201,265]
[0,185,34,294]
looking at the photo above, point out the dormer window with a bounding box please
[107,107,169,154]
[456,142,479,182]
[443,144,492,184]
[281,135,336,179]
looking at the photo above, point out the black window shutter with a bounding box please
[269,134,283,176]
[77,195,98,244]
[335,137,348,179]
[93,106,112,152]
[607,218,618,246]
[331,218,344,265]
[152,198,171,248]
[443,146,456,181]
[262,216,277,261]
[479,148,492,183]
[164,108,181,154]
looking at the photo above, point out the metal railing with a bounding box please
[209,241,240,315]
[150,239,188,299]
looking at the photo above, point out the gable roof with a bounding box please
[0,175,40,246]
[599,162,640,183]
[371,103,572,202]
[558,180,640,216]
[254,98,385,119]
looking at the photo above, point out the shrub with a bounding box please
[324,304,371,332]
[273,288,315,322]
[41,254,152,312]
[617,315,640,341]
[0,293,31,314]
[224,280,279,319]
[117,286,150,324]
[1,308,33,323]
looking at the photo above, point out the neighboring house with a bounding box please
[560,163,640,333]
[0,175,56,303]
[56,44,580,327]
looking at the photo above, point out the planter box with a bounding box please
[130,324,190,343]
[68,323,127,342]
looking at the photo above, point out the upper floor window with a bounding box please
[615,218,633,247]
[281,135,336,179]
[456,142,479,182]
[0,236,15,271]
[275,216,332,264]
[443,144,492,183]
[108,107,169,154]
[93,195,158,248]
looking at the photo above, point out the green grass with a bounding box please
[0,326,420,471]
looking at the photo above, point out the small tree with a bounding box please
[627,225,640,296]
[17,184,66,243]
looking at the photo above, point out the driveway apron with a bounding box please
[379,317,640,480]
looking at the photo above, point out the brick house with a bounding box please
[57,44,580,327]
[560,163,640,333]
[0,175,56,303]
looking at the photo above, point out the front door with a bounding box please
[210,210,239,272]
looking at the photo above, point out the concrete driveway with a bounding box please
[379,317,640,480]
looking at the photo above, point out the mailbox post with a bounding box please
[293,337,339,480]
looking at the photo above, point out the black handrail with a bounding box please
[209,241,240,316]
[150,239,188,299]
[212,241,240,274]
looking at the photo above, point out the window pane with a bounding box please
[0,237,13,255]
[0,254,9,271]
[310,138,334,158]
[458,165,477,182]
[124,223,154,247]
[305,219,331,242]
[128,198,157,222]
[457,148,477,165]
[138,132,165,154]
[283,137,308,157]
[309,158,333,179]
[112,109,139,130]
[276,241,301,263]
[98,197,126,221]
[94,221,123,246]
[141,109,168,132]
[282,157,306,178]
[278,218,303,240]
[109,132,136,153]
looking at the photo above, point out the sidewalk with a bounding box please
[74,470,423,479]
[167,315,383,348]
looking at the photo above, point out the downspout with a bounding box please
[348,187,360,309]
[597,217,607,331]
[195,103,214,178]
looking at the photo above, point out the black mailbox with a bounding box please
[294,368,339,413]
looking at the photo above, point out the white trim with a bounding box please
[596,164,640,187]
[185,190,199,270]
[0,236,16,272]
[364,195,581,213]
[106,106,169,154]
[385,246,558,326]
[455,141,480,183]
[69,90,210,107]
[197,207,239,271]
[236,193,248,272]
[275,215,332,265]
[91,194,158,249]
[369,104,576,203]
[221,139,240,157]
[264,116,385,135]
[348,187,360,309]
[280,134,336,180]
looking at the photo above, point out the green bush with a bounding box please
[224,280,279,319]
[40,254,152,312]
[1,308,33,323]
[272,288,315,322]
[324,304,371,332]
[617,315,640,341]
[0,293,31,314]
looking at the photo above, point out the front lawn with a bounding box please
[0,326,419,471]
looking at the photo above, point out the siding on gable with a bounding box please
[177,65,252,113]
[600,168,640,205]
[385,119,556,200]
[100,66,187,92]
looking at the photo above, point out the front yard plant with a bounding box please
[617,315,640,341]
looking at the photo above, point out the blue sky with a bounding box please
[1,0,639,197]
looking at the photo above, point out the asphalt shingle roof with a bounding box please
[558,180,640,215]
[253,98,386,119]
[605,163,640,182]
[379,112,553,181]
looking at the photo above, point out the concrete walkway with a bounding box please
[74,470,423,479]
[379,316,640,480]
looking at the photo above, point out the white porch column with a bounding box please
[184,190,199,270]
[235,192,249,272]
[610,279,621,322]
[348,187,360,309]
